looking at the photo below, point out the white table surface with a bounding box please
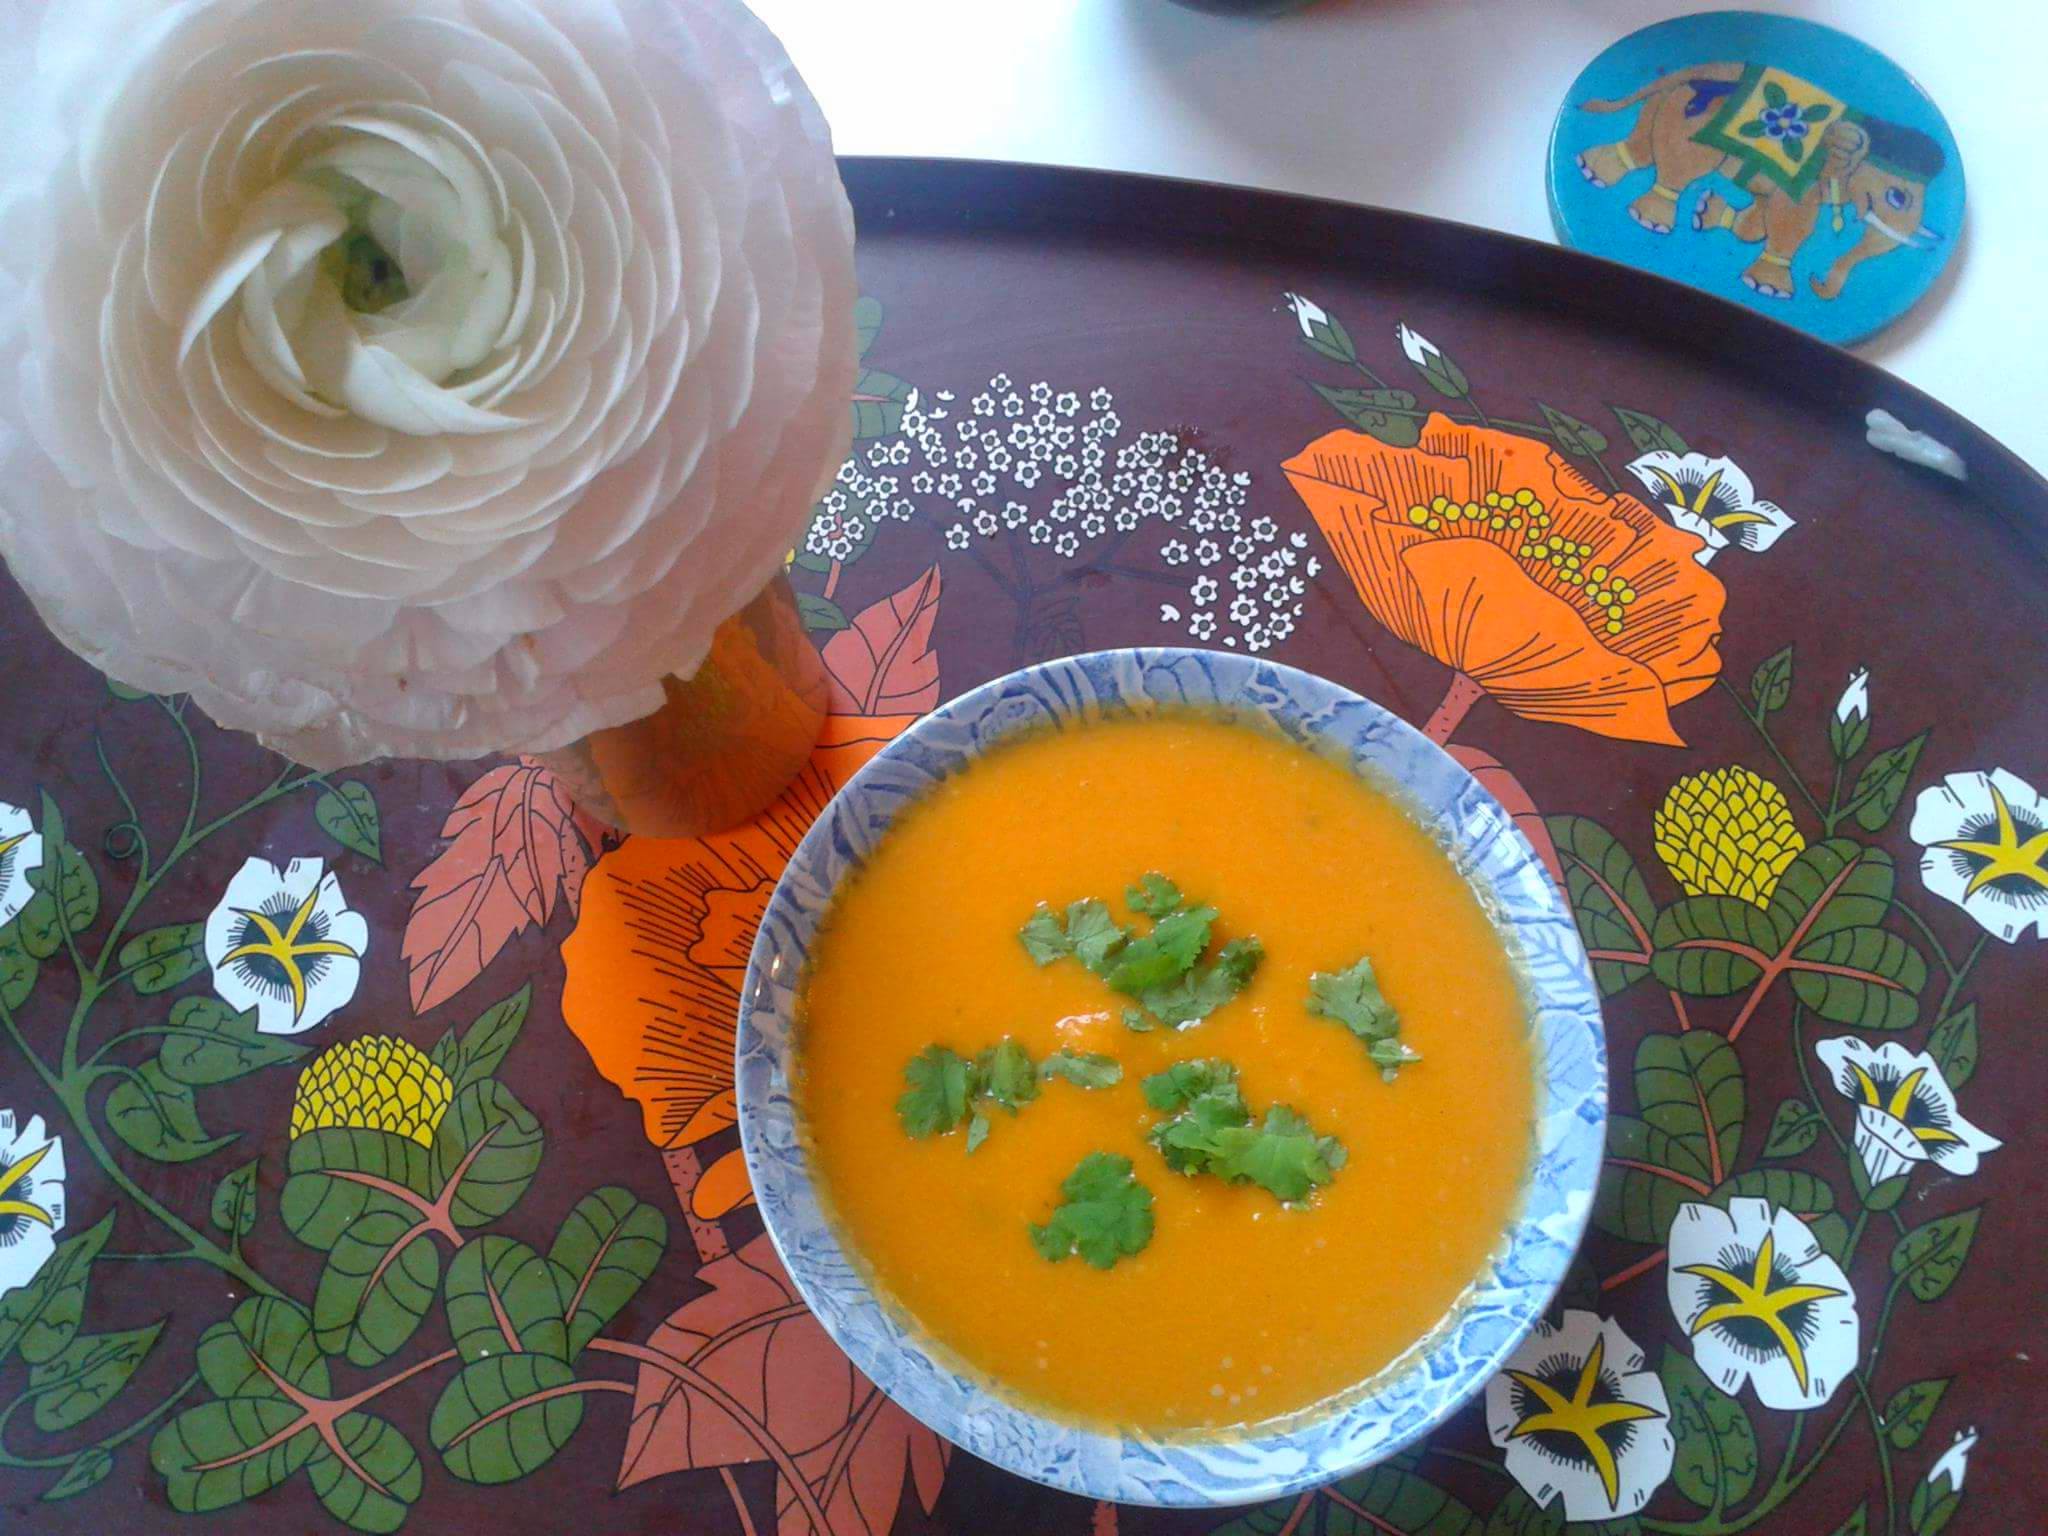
[753,0,2047,477]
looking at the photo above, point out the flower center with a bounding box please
[180,124,525,436]
[1404,490,1636,635]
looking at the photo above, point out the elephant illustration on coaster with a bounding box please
[1576,62,1946,303]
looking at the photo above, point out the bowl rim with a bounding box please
[735,647,1608,1507]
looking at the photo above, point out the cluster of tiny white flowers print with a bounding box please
[809,376,1313,653]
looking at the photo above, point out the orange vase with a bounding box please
[534,571,828,838]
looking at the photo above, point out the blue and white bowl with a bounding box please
[736,648,1607,1507]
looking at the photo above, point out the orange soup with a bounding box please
[797,712,1534,1432]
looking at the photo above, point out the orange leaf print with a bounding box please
[560,713,921,1154]
[615,1232,950,1536]
[403,759,602,1012]
[821,565,942,714]
[1283,416,1725,745]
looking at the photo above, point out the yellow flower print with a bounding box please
[1654,766,1805,905]
[290,1035,453,1149]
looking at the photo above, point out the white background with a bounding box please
[752,0,2047,475]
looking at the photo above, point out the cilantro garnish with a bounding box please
[1126,872,1184,917]
[1022,875,1261,1029]
[1039,1050,1123,1089]
[1306,955,1420,1080]
[1141,1059,1345,1202]
[1106,905,1216,993]
[1029,1152,1155,1269]
[899,1037,1123,1151]
[977,1039,1041,1112]
[1137,935,1265,1028]
[1019,898,1129,973]
[896,1046,974,1138]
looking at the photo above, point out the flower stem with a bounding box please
[1932,932,1987,1024]
[1853,1371,1899,1536]
[1717,679,1827,824]
[1890,897,1959,985]
[1421,671,1484,745]
[0,1369,199,1471]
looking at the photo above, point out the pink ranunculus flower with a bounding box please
[0,0,855,767]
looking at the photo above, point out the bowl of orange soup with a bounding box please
[736,649,1605,1505]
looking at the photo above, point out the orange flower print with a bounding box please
[560,713,920,1219]
[1283,416,1727,746]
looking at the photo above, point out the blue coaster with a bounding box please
[1549,11,1963,346]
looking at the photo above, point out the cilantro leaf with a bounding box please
[1106,905,1216,994]
[1139,935,1265,1027]
[1039,1050,1123,1090]
[1369,1038,1423,1081]
[1306,956,1400,1040]
[976,1038,1041,1112]
[965,1110,990,1155]
[1307,955,1420,1079]
[1210,1106,1347,1202]
[1121,1006,1154,1034]
[897,1046,974,1137]
[1126,872,1184,917]
[1142,1059,1240,1112]
[1064,898,1129,974]
[1028,1153,1155,1269]
[1018,905,1069,965]
[1149,1082,1252,1174]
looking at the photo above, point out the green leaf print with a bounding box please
[1611,407,1690,456]
[27,1323,165,1432]
[312,1207,443,1366]
[429,1080,545,1229]
[1891,1208,1979,1302]
[1652,897,1781,996]
[1767,841,1893,942]
[1761,1098,1825,1159]
[282,1128,434,1252]
[1660,1344,1759,1509]
[1635,1030,1746,1176]
[1848,732,1929,832]
[1789,928,1927,1029]
[444,1236,573,1363]
[1750,645,1794,716]
[158,997,308,1085]
[547,1186,668,1358]
[429,1354,587,1486]
[1880,1378,1949,1448]
[210,1158,261,1239]
[1548,815,1660,997]
[1926,1004,1979,1088]
[105,1062,238,1163]
[115,922,208,994]
[314,781,383,865]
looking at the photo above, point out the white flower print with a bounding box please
[1089,388,1113,410]
[1667,1199,1858,1410]
[990,373,1012,391]
[1485,1310,1673,1521]
[1626,452,1796,565]
[945,525,970,551]
[0,802,46,930]
[1908,768,2048,942]
[971,394,994,417]
[1196,540,1222,567]
[1056,391,1080,416]
[973,472,998,497]
[1190,576,1219,606]
[1163,541,1190,566]
[204,857,368,1036]
[1814,1036,2000,1186]
[1114,509,1139,532]
[1016,463,1042,489]
[1055,455,1078,479]
[1029,381,1052,405]
[973,509,999,538]
[1081,514,1107,539]
[1289,531,1310,549]
[1028,521,1052,546]
[1003,502,1029,530]
[1306,555,1323,578]
[1160,604,1182,623]
[0,1110,66,1301]
[1190,508,1219,535]
[1835,667,1869,723]
[937,473,963,498]
[1251,516,1278,541]
[1229,594,1258,625]
[934,390,955,403]
[1054,531,1080,558]
[1925,1427,1977,1498]
[1002,395,1024,419]
[1229,566,1259,593]
[1189,612,1217,641]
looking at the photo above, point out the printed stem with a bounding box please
[1933,932,1987,1024]
[1324,1486,1406,1534]
[821,560,842,601]
[1717,679,1827,823]
[588,1338,834,1536]
[1852,1372,1899,1536]
[1272,1491,1316,1536]
[1422,1445,1513,1480]
[1602,1247,1667,1291]
[1722,855,1867,1041]
[1823,759,1847,836]
[1789,1004,1854,1163]
[0,1368,199,1471]
[659,1145,733,1263]
[1421,671,1484,745]
[1606,1157,1712,1196]
[54,1074,277,1297]
[1891,898,1959,985]
[720,1467,760,1536]
[1846,1207,1870,1261]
